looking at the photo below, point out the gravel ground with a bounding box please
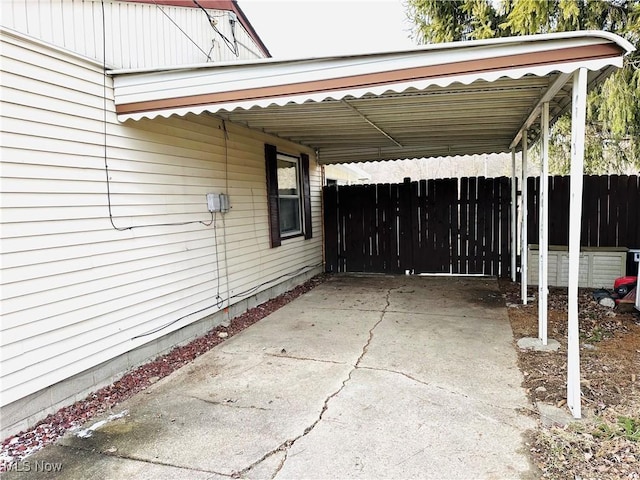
[0,274,327,472]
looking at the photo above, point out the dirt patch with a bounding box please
[500,279,640,479]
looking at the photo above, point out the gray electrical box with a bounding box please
[220,193,230,213]
[206,193,230,213]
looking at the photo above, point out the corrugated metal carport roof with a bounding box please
[110,31,634,164]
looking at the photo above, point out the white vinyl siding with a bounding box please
[0,30,322,408]
[1,0,266,69]
[527,246,627,288]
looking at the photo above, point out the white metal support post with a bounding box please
[567,69,588,419]
[511,149,517,282]
[521,133,528,304]
[538,103,550,345]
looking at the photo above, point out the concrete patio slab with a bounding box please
[279,367,533,480]
[3,275,537,480]
[218,304,382,364]
[57,352,353,475]
[360,309,529,406]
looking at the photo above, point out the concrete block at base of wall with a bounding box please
[0,268,321,440]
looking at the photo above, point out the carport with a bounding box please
[110,30,634,418]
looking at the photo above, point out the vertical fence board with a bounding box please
[427,179,439,272]
[373,184,386,272]
[416,180,427,272]
[557,176,570,246]
[410,181,420,272]
[362,185,372,271]
[450,178,460,275]
[584,176,598,246]
[458,177,469,275]
[351,185,366,271]
[613,175,626,247]
[527,177,538,246]
[476,178,487,274]
[323,186,338,273]
[491,177,500,275]
[631,176,640,247]
[398,180,413,272]
[490,178,500,275]
[499,177,510,277]
[469,177,481,274]
[445,178,458,274]
[390,183,400,273]
[598,176,609,246]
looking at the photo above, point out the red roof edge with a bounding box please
[123,0,271,58]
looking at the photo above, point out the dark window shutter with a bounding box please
[301,153,313,239]
[265,144,281,248]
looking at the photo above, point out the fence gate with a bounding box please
[323,177,513,276]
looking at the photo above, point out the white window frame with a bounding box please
[277,154,303,238]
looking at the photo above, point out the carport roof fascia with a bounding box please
[110,30,634,162]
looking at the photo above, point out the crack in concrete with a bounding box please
[270,449,289,479]
[357,365,459,394]
[290,306,391,313]
[359,365,433,386]
[229,442,288,479]
[265,353,347,365]
[234,288,393,480]
[59,443,234,478]
[382,307,504,322]
[188,395,271,411]
[357,365,530,416]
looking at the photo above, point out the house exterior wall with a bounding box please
[0,29,322,437]
[324,164,371,186]
[0,0,266,68]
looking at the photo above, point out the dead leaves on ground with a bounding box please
[499,279,640,479]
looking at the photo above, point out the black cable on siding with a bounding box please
[100,0,213,231]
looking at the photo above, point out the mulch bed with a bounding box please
[499,279,640,480]
[0,274,327,471]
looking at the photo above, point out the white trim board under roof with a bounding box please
[110,31,634,164]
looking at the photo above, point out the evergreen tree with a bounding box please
[407,0,640,174]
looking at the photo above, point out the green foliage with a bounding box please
[500,0,553,34]
[592,416,640,442]
[406,0,640,174]
[619,416,640,442]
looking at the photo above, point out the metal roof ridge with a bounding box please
[107,30,634,76]
[0,26,108,69]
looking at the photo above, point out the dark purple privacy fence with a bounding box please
[324,177,512,276]
[527,175,640,248]
[324,174,639,277]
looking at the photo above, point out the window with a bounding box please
[265,144,312,248]
[277,155,302,236]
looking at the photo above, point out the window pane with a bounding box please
[277,158,299,196]
[279,197,300,234]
